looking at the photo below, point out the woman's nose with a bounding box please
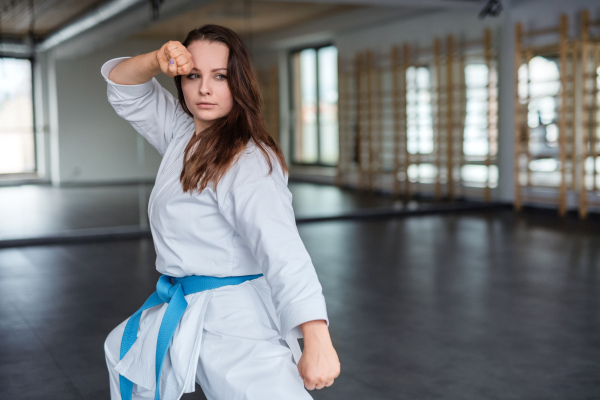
[199,79,211,95]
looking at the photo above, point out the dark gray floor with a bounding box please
[1,204,599,399]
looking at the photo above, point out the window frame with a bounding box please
[288,43,338,167]
[0,53,38,177]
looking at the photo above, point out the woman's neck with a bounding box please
[194,119,212,136]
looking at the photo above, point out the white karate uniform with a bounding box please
[101,58,329,400]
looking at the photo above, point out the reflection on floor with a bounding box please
[0,181,506,246]
[0,183,152,241]
[0,208,599,399]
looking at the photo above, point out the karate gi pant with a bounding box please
[104,279,312,400]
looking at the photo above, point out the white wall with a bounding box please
[48,39,177,185]
[335,11,502,55]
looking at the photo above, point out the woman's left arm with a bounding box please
[298,320,341,390]
[217,152,340,389]
[218,170,329,339]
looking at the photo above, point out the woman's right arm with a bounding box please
[109,41,193,85]
[102,41,194,155]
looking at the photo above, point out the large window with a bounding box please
[587,65,600,188]
[406,66,434,155]
[518,55,561,186]
[290,45,338,166]
[406,65,436,183]
[0,57,35,175]
[462,61,498,188]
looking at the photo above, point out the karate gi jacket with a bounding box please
[101,58,329,399]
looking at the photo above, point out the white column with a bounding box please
[46,50,61,186]
[496,2,515,203]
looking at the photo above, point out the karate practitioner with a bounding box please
[102,24,340,400]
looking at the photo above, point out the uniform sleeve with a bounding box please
[101,57,193,156]
[218,151,329,339]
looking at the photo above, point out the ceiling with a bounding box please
[0,0,486,55]
[131,1,360,40]
[0,0,486,39]
[0,0,106,39]
[0,0,362,41]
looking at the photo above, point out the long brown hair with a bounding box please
[174,24,288,193]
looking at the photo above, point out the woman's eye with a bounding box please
[215,74,227,80]
[186,73,199,79]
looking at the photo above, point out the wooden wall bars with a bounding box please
[579,10,600,218]
[257,65,280,143]
[337,29,498,202]
[515,11,598,217]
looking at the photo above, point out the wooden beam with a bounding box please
[579,10,590,218]
[374,59,384,192]
[446,35,455,200]
[434,37,443,201]
[514,22,523,211]
[522,44,560,58]
[269,65,280,143]
[591,45,600,194]
[366,50,375,191]
[403,43,411,199]
[293,53,303,162]
[484,28,493,202]
[570,41,578,192]
[524,26,560,38]
[458,38,467,200]
[336,53,344,187]
[558,13,568,216]
[355,53,364,190]
[525,48,533,189]
[392,46,401,196]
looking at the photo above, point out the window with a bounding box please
[405,65,436,183]
[518,55,561,185]
[589,65,600,186]
[290,45,338,166]
[461,61,498,188]
[406,65,434,155]
[0,57,35,174]
[464,63,492,158]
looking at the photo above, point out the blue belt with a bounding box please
[119,273,263,400]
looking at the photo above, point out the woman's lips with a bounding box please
[196,102,216,109]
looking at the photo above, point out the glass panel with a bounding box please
[406,66,433,155]
[585,64,600,190]
[461,165,498,187]
[527,56,560,185]
[407,163,436,183]
[464,63,489,157]
[293,49,318,163]
[318,46,338,165]
[0,58,35,174]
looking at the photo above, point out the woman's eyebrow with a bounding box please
[189,67,227,72]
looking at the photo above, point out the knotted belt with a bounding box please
[119,273,263,400]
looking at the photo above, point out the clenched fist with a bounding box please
[156,41,194,77]
[297,320,341,390]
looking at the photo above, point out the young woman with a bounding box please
[101,25,340,400]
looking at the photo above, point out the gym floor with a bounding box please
[0,182,598,399]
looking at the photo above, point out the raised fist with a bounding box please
[156,41,194,77]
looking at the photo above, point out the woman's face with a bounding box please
[181,40,233,134]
